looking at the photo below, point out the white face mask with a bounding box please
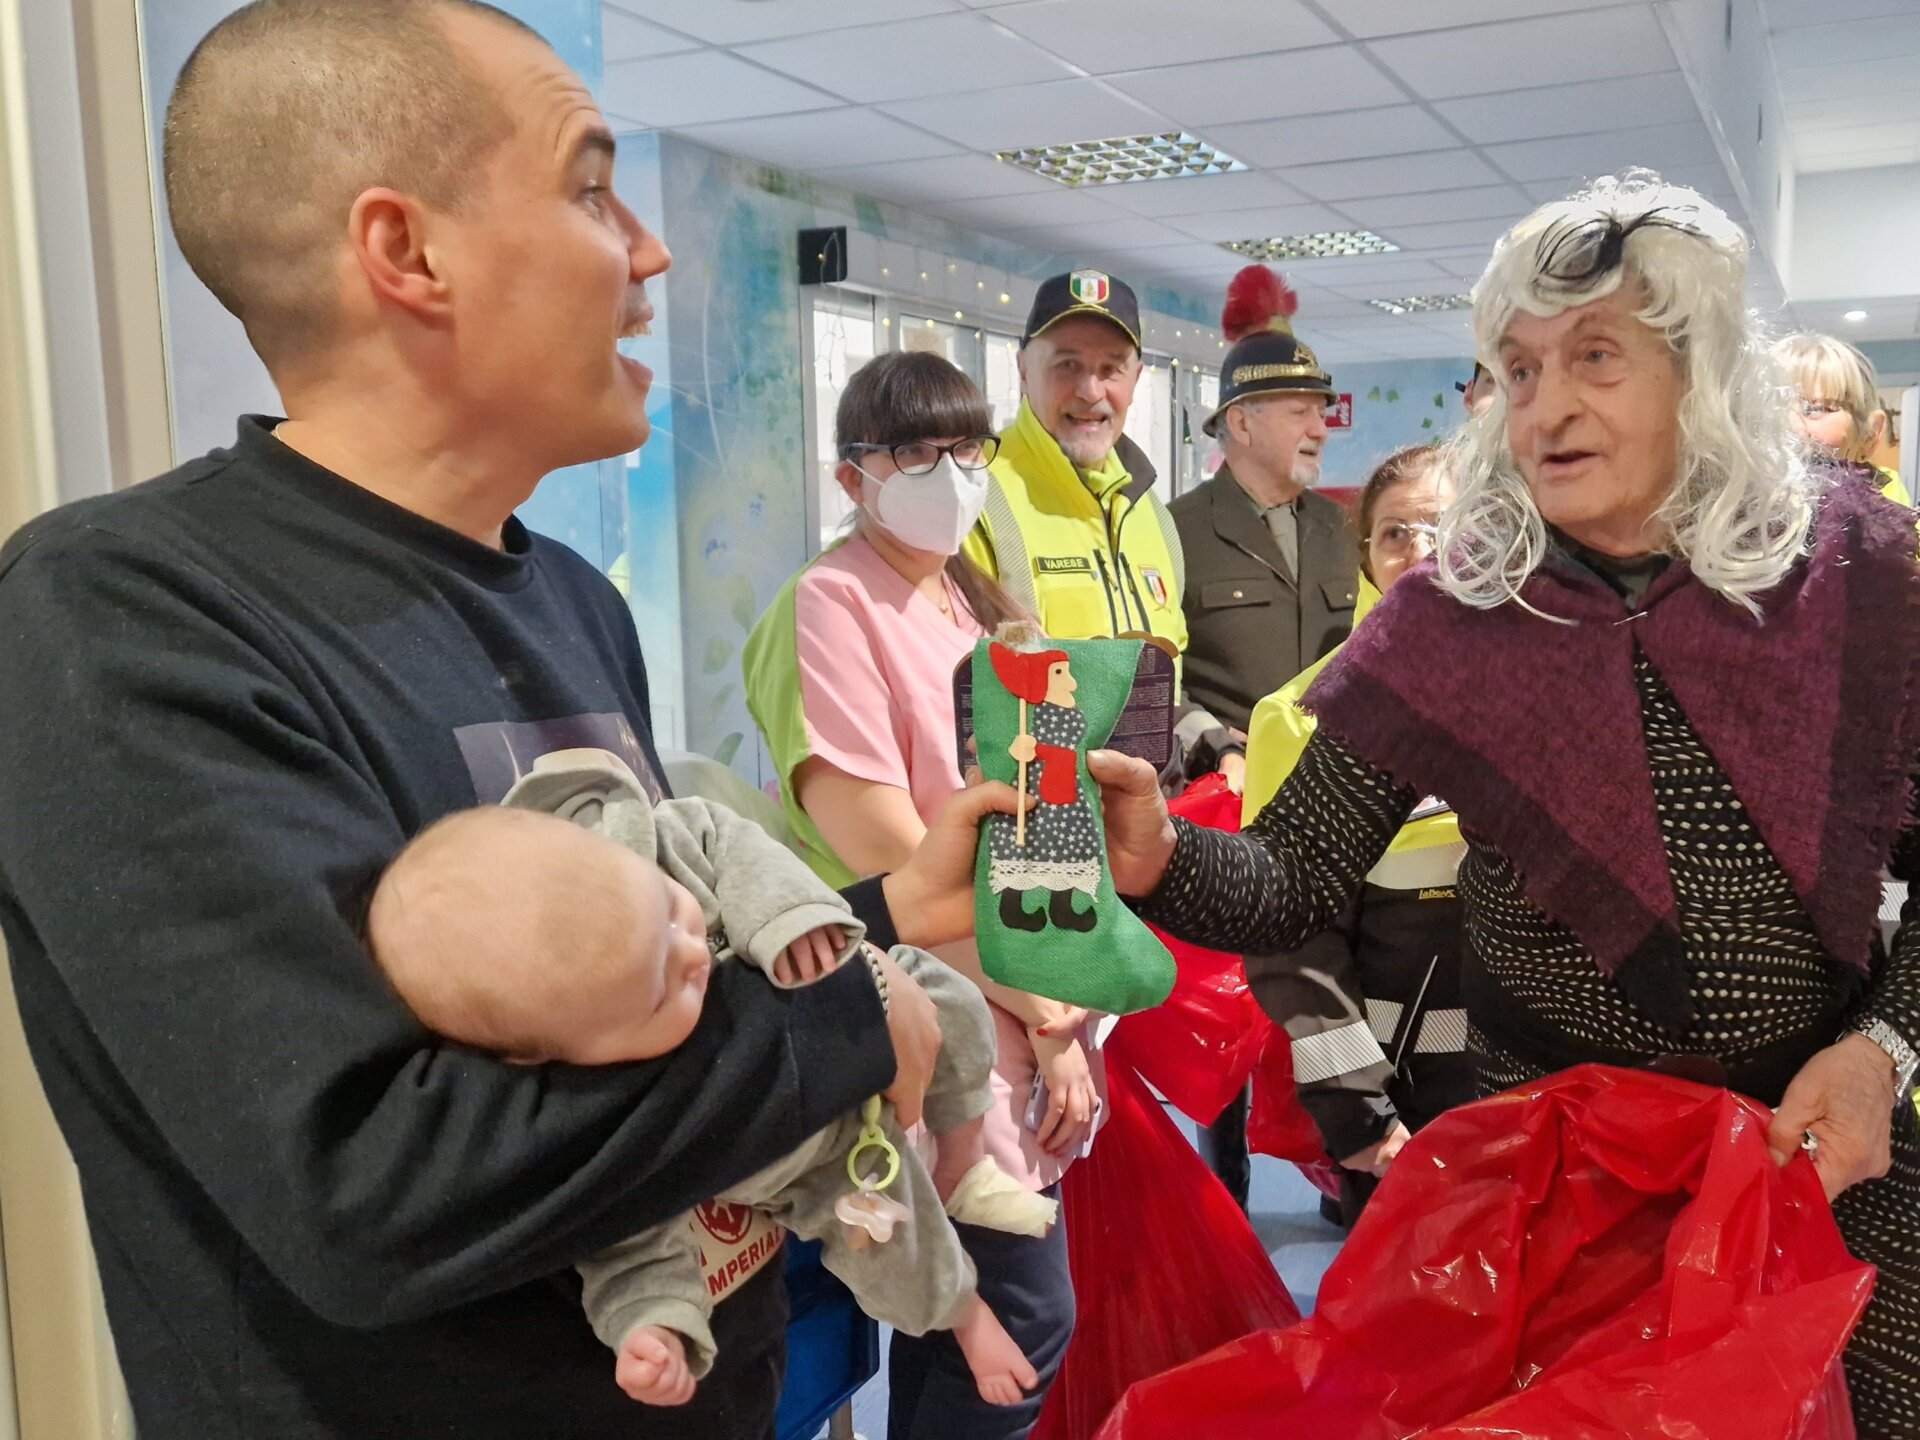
[856,456,989,556]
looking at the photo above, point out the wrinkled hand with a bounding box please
[1218,751,1246,796]
[1340,1120,1411,1179]
[883,781,1031,948]
[1768,1034,1897,1201]
[1086,749,1177,898]
[774,924,844,985]
[615,1325,695,1407]
[1009,734,1038,765]
[878,952,941,1130]
[1030,1032,1098,1156]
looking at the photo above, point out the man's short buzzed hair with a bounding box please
[163,0,542,370]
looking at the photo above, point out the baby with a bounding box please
[365,749,1055,1408]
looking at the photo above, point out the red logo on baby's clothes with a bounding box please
[696,1201,755,1245]
[1141,567,1169,607]
[690,1204,784,1302]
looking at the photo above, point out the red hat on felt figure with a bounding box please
[990,643,1069,705]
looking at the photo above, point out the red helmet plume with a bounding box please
[1221,265,1299,343]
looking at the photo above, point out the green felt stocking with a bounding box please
[972,636,1175,1015]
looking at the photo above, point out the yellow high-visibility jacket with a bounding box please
[964,399,1188,658]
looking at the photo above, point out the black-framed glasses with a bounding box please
[841,436,1000,474]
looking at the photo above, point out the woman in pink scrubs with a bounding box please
[745,351,1095,1438]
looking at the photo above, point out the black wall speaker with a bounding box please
[798,226,848,286]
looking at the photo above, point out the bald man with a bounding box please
[0,4,1009,1437]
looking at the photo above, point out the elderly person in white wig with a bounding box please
[1099,171,1920,1432]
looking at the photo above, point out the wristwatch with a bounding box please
[1849,1016,1920,1096]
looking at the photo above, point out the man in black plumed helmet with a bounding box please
[1167,265,1360,1211]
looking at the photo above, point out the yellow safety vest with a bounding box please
[964,399,1188,659]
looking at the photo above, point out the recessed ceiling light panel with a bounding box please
[1843,309,1867,322]
[1223,231,1399,261]
[998,132,1248,187]
[1366,293,1474,316]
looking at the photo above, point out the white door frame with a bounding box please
[1,0,170,1433]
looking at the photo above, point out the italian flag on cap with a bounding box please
[1070,269,1110,305]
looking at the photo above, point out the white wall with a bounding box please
[1790,165,1920,301]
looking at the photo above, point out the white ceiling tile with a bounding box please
[1481,120,1723,185]
[1766,11,1920,64]
[1790,90,1920,130]
[926,187,1137,231]
[1160,203,1356,243]
[602,0,961,45]
[878,78,1174,150]
[1795,121,1920,158]
[737,13,1076,105]
[1280,147,1503,201]
[1334,184,1531,230]
[812,152,1065,204]
[1112,241,1257,271]
[1108,48,1409,129]
[1522,174,1601,203]
[1206,105,1458,169]
[1013,217,1200,252]
[1801,143,1920,172]
[603,52,842,127]
[1370,215,1508,253]
[1432,249,1501,280]
[1314,0,1648,39]
[984,0,1339,73]
[1366,8,1675,101]
[1765,0,1920,27]
[1434,71,1694,145]
[673,109,962,171]
[1776,54,1920,107]
[1097,170,1311,217]
[602,7,701,62]
[1276,255,1452,285]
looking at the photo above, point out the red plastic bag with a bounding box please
[1097,1066,1872,1440]
[1111,776,1272,1126]
[1243,1023,1328,1166]
[1113,775,1331,1169]
[1030,1058,1301,1440]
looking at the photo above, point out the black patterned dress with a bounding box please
[1139,650,1920,1438]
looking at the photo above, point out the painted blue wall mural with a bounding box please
[1317,356,1478,491]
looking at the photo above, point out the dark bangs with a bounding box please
[836,350,994,452]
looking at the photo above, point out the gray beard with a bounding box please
[1054,427,1115,470]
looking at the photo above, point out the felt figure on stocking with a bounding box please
[973,627,1175,1015]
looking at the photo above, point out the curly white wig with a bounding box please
[1437,169,1813,615]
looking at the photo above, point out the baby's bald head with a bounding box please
[368,805,716,1066]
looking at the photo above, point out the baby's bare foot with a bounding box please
[951,1296,1038,1407]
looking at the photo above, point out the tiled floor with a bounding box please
[830,1111,1341,1439]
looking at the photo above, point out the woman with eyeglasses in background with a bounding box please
[1237,443,1476,1226]
[745,350,1097,1439]
[1773,332,1911,505]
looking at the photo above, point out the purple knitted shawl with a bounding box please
[1304,470,1920,1020]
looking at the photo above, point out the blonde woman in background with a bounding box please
[1773,331,1910,504]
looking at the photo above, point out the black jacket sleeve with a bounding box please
[0,525,894,1329]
